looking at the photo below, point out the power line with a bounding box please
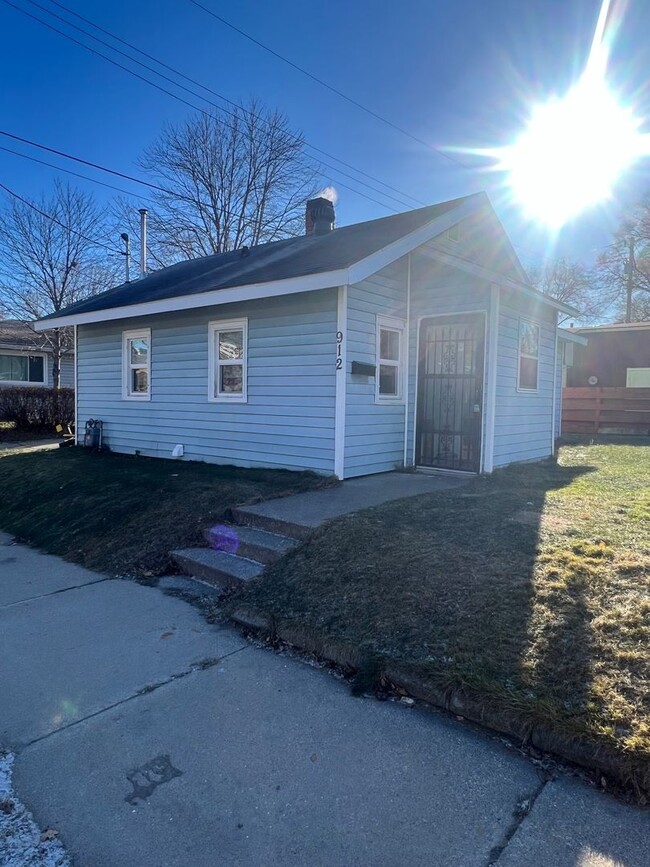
[187,0,467,168]
[0,129,169,193]
[44,0,426,207]
[3,0,410,213]
[0,180,120,253]
[0,143,158,203]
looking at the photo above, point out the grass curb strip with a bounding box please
[230,606,649,800]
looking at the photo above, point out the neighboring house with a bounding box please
[0,320,74,389]
[565,321,650,388]
[35,193,576,478]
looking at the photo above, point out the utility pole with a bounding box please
[625,236,635,323]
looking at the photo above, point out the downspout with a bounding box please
[74,324,78,445]
[551,321,559,456]
[403,253,412,469]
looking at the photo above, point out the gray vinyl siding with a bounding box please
[344,260,408,477]
[59,355,74,388]
[77,289,337,474]
[493,294,557,467]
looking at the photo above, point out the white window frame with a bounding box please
[208,318,248,403]
[375,315,406,404]
[0,350,47,386]
[517,318,540,393]
[122,328,151,401]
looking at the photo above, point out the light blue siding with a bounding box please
[344,260,408,477]
[493,292,557,467]
[77,289,337,474]
[59,356,74,388]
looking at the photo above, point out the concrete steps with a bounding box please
[229,506,313,541]
[171,547,264,591]
[203,525,298,565]
[172,519,302,590]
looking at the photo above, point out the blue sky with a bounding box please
[2,0,650,271]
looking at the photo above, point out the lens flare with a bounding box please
[455,0,650,228]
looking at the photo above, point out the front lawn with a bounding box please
[233,441,650,792]
[0,448,331,577]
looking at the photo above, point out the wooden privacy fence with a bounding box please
[562,387,650,435]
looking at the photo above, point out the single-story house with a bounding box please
[0,320,74,388]
[35,192,577,478]
[565,321,650,388]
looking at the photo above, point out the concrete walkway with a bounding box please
[0,437,59,455]
[237,470,468,532]
[1,534,649,866]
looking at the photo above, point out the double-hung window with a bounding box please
[376,315,405,402]
[123,328,151,399]
[518,320,539,391]
[209,318,247,402]
[0,353,46,384]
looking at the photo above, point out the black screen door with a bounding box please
[416,314,485,472]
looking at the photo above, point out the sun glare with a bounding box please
[464,0,650,228]
[500,74,645,228]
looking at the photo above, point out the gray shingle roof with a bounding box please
[40,194,481,321]
[0,320,50,350]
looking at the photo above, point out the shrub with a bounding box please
[0,387,74,431]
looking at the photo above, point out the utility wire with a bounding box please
[0,144,158,203]
[3,0,408,213]
[44,0,426,207]
[0,180,121,253]
[0,129,169,193]
[187,0,467,167]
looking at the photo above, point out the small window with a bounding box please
[376,316,405,402]
[209,318,248,402]
[0,353,46,384]
[123,329,151,400]
[518,320,539,391]
[626,368,650,387]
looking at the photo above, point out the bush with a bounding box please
[0,387,74,431]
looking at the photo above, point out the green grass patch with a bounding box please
[0,447,331,577]
[233,441,650,790]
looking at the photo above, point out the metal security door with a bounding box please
[416,314,485,472]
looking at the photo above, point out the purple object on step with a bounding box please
[208,524,240,554]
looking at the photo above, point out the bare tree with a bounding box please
[119,101,319,266]
[0,181,117,386]
[529,258,602,324]
[596,196,650,322]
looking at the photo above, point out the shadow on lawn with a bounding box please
[239,455,602,747]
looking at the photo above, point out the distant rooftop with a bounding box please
[571,321,650,333]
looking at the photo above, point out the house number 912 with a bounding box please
[336,330,343,370]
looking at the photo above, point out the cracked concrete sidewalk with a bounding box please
[1,533,649,866]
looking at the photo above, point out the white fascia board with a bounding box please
[347,196,485,285]
[421,246,578,316]
[557,328,588,345]
[34,268,349,330]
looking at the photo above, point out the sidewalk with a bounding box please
[236,470,467,533]
[1,534,649,866]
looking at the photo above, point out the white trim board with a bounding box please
[334,285,347,480]
[35,198,488,331]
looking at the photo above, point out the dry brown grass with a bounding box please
[234,440,650,791]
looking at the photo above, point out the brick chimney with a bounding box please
[305,197,335,235]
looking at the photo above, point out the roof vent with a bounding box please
[305,197,335,236]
